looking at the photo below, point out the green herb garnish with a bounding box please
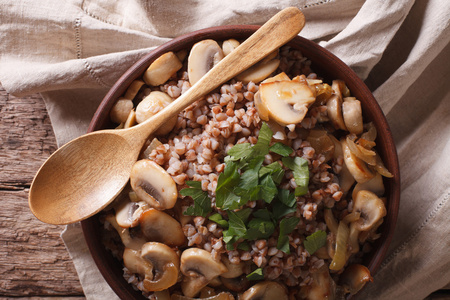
[246,268,265,281]
[303,230,327,255]
[208,213,229,228]
[180,181,211,217]
[282,156,309,196]
[277,217,300,254]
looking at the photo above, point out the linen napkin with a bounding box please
[1,0,449,299]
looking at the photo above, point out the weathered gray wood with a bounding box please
[0,86,84,297]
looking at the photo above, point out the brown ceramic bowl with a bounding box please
[81,25,400,299]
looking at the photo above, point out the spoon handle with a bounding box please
[131,7,305,141]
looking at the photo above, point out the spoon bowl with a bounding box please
[29,7,306,225]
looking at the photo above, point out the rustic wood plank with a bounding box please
[0,86,84,297]
[0,89,56,186]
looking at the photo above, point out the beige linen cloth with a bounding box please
[1,0,449,299]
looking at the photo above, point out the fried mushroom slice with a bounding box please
[222,39,240,56]
[339,264,373,295]
[188,39,224,85]
[143,51,183,86]
[342,98,363,134]
[139,242,180,292]
[130,159,178,210]
[241,281,288,300]
[105,214,146,251]
[180,248,228,297]
[171,292,235,300]
[299,265,336,300]
[235,58,280,84]
[139,208,186,246]
[110,98,134,124]
[352,190,386,232]
[115,199,149,228]
[259,80,316,126]
[135,91,177,135]
[326,94,347,131]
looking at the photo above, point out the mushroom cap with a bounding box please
[143,51,183,86]
[306,129,335,162]
[135,91,177,135]
[171,292,235,300]
[241,281,288,300]
[352,190,387,231]
[139,208,186,246]
[339,264,373,295]
[220,275,250,292]
[180,248,228,297]
[352,172,385,200]
[222,39,240,56]
[130,159,178,210]
[326,94,347,131]
[188,39,224,85]
[220,256,245,278]
[110,98,134,124]
[342,98,363,135]
[141,242,180,292]
[235,58,280,84]
[303,265,336,300]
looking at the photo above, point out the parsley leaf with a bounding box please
[246,268,265,281]
[180,181,211,217]
[259,174,278,203]
[269,142,294,157]
[227,143,252,161]
[277,217,300,253]
[304,230,327,255]
[272,201,297,220]
[245,218,275,240]
[277,188,296,207]
[251,122,273,157]
[282,157,309,196]
[216,161,241,209]
[208,213,229,228]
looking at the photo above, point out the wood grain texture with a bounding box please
[0,86,84,298]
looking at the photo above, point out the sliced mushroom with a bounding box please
[352,190,387,231]
[329,135,355,194]
[266,119,286,141]
[124,80,145,100]
[135,91,177,135]
[307,129,335,162]
[110,98,134,124]
[339,264,373,295]
[241,281,288,300]
[176,49,189,62]
[105,214,146,250]
[123,247,153,277]
[141,242,180,292]
[235,58,280,84]
[259,80,316,126]
[142,137,163,159]
[352,172,385,200]
[180,248,228,297]
[188,39,224,85]
[139,208,186,246]
[221,275,250,293]
[143,51,183,86]
[373,153,394,178]
[130,159,178,210]
[262,72,291,83]
[326,94,347,130]
[124,109,136,128]
[301,265,336,300]
[332,79,350,99]
[222,39,240,56]
[115,199,149,228]
[341,139,375,183]
[342,98,363,134]
[171,292,235,300]
[220,256,245,278]
[254,91,269,121]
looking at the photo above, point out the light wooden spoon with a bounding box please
[29,7,305,225]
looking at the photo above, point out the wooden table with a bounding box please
[0,85,84,299]
[1,84,448,299]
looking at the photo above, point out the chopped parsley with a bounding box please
[246,268,265,281]
[303,230,327,255]
[180,181,211,217]
[180,122,311,255]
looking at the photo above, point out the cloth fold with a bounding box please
[1,0,449,299]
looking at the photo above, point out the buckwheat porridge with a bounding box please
[101,38,393,300]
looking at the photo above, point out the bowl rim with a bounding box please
[81,24,400,300]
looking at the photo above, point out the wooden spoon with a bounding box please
[29,7,305,225]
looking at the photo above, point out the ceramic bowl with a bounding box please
[81,25,400,299]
